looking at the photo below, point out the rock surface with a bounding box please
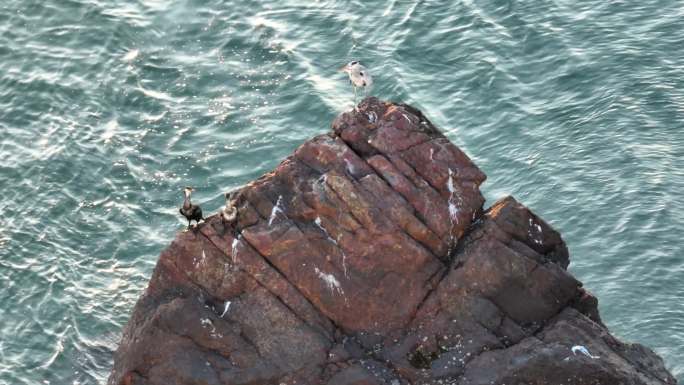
[109,98,676,385]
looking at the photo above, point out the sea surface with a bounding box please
[1,0,682,383]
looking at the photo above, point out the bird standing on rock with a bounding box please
[340,60,373,105]
[221,192,239,235]
[179,186,203,230]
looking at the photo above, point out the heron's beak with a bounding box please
[339,64,349,73]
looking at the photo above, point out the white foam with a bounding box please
[268,195,284,226]
[122,48,139,62]
[136,84,181,103]
[315,267,343,295]
[101,119,118,144]
[382,0,396,17]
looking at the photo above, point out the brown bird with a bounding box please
[221,192,239,235]
[179,186,203,230]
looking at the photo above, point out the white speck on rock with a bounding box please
[571,345,599,359]
[344,158,356,175]
[315,217,348,277]
[448,202,460,222]
[315,267,343,295]
[447,168,456,194]
[200,249,206,265]
[401,113,412,124]
[316,173,328,188]
[528,218,544,245]
[201,317,222,338]
[220,301,231,317]
[268,195,284,226]
[231,236,240,264]
[447,169,462,223]
[200,318,213,330]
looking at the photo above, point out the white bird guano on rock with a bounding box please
[340,60,373,105]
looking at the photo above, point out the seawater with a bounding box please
[0,0,682,383]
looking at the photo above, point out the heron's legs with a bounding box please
[353,86,358,106]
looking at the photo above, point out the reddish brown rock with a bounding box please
[109,98,676,385]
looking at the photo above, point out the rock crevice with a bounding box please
[109,98,676,385]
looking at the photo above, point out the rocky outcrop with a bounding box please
[109,98,676,385]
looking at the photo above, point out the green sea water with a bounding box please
[0,0,682,383]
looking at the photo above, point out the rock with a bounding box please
[108,98,676,385]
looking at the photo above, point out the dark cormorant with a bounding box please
[179,186,203,230]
